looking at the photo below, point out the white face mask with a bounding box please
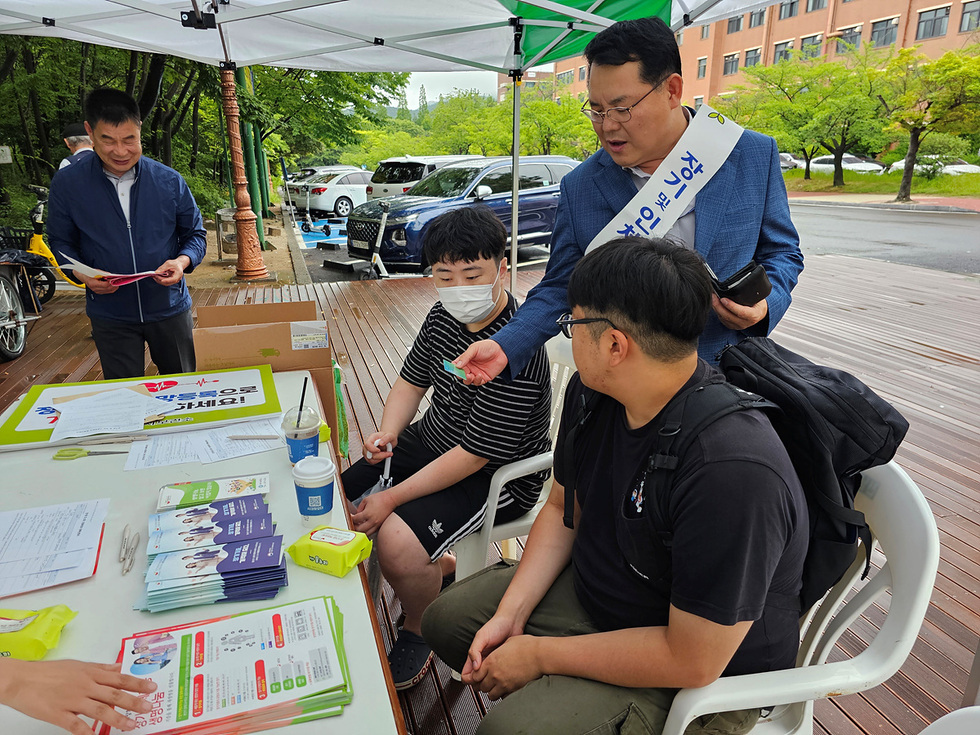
[437,270,501,324]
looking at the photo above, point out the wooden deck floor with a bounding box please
[1,254,977,734]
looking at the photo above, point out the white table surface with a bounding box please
[0,371,403,734]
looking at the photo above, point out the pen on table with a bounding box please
[78,435,149,446]
[119,524,131,563]
[122,532,140,575]
[227,434,281,441]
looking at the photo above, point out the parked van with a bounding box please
[366,155,482,200]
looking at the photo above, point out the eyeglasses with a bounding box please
[556,313,619,339]
[580,81,663,124]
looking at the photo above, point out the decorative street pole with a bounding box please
[219,62,270,280]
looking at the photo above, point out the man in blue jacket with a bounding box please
[49,88,206,379]
[455,16,803,384]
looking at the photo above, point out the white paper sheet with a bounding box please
[195,418,285,464]
[0,499,109,598]
[0,550,85,579]
[124,432,200,471]
[49,388,150,442]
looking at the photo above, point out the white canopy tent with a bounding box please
[0,0,761,283]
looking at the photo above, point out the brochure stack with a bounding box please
[136,481,286,613]
[102,597,352,734]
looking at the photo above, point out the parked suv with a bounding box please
[347,156,579,270]
[366,155,483,200]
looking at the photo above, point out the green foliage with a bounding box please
[714,42,979,193]
[428,90,501,155]
[182,173,229,219]
[0,171,36,227]
[0,35,409,224]
[784,168,980,196]
[416,85,430,130]
[337,118,433,169]
[502,81,597,158]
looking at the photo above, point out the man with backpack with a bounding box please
[422,237,809,735]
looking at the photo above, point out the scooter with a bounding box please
[300,210,331,237]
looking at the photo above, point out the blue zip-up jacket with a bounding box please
[48,153,206,324]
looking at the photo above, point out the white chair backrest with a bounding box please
[661,460,940,735]
[544,335,576,442]
[797,461,939,675]
[918,706,980,735]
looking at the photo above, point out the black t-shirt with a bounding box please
[400,293,552,513]
[555,363,809,676]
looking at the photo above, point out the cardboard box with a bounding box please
[194,302,342,456]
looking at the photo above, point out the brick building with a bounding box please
[495,68,554,102]
[552,1,979,107]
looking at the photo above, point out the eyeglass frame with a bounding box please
[579,75,669,125]
[556,312,620,339]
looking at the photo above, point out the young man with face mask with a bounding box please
[339,206,552,691]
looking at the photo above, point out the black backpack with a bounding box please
[558,336,910,613]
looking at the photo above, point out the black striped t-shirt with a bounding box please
[400,293,552,513]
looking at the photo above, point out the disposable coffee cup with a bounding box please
[282,406,320,465]
[292,455,335,525]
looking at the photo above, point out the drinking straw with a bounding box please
[296,376,309,429]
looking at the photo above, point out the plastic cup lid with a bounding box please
[293,455,335,480]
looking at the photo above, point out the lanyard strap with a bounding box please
[586,104,744,254]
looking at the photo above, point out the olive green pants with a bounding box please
[421,560,760,735]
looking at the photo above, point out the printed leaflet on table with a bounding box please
[156,474,271,512]
[103,596,352,734]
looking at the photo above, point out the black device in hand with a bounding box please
[704,260,772,307]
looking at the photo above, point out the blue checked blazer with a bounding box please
[495,127,803,377]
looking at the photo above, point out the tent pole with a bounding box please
[510,73,521,294]
[219,62,270,280]
[509,17,524,295]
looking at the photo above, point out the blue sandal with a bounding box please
[388,629,433,691]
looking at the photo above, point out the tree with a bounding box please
[873,46,980,201]
[503,82,595,158]
[0,35,409,224]
[248,66,407,158]
[396,92,411,121]
[713,56,827,178]
[416,85,430,130]
[337,118,432,169]
[428,90,498,154]
[714,47,890,186]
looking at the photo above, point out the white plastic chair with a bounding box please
[963,640,980,707]
[918,706,980,734]
[661,461,940,735]
[452,336,576,580]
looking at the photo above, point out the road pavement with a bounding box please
[294,197,980,283]
[790,202,979,275]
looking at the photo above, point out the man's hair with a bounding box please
[583,16,682,85]
[84,88,141,128]
[567,237,712,362]
[422,205,507,266]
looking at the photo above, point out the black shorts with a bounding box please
[340,424,528,561]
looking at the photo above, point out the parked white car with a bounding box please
[884,156,980,176]
[808,154,884,174]
[779,153,802,170]
[366,155,482,200]
[287,167,373,217]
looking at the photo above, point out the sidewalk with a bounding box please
[787,191,980,214]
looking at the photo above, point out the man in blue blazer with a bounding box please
[456,17,803,383]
